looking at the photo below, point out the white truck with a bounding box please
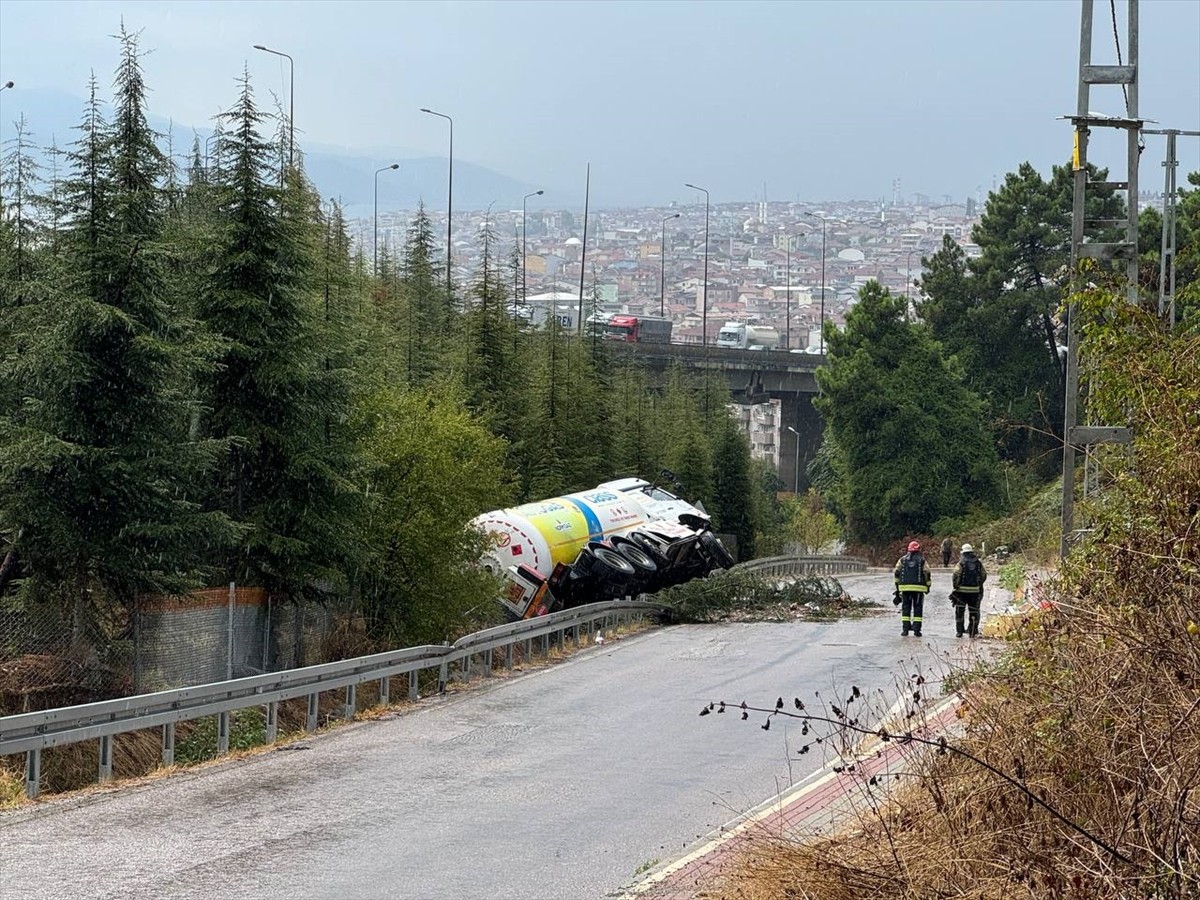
[716,322,781,351]
[471,475,735,619]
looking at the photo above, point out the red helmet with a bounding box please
[907,541,920,552]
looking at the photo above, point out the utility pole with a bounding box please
[1060,0,1140,559]
[1144,128,1200,327]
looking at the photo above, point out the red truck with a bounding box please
[602,314,673,343]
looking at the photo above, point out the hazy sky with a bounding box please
[1,0,1198,207]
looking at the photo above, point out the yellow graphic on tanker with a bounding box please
[523,503,592,566]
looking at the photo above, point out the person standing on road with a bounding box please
[941,537,952,568]
[951,543,987,638]
[893,540,931,637]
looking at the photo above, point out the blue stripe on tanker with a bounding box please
[564,496,604,541]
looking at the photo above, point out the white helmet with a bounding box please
[961,543,974,554]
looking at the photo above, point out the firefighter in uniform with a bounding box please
[892,540,931,637]
[951,543,987,638]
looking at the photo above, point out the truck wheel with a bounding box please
[699,532,735,571]
[610,537,659,575]
[588,544,637,579]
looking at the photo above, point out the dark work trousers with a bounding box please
[901,591,925,635]
[954,594,981,637]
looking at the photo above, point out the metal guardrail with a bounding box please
[1,600,665,799]
[734,554,868,577]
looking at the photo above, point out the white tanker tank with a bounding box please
[471,476,734,619]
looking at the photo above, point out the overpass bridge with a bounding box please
[613,342,825,493]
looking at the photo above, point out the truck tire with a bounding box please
[587,544,637,579]
[610,537,659,575]
[699,532,735,571]
[610,537,659,592]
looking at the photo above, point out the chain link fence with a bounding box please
[1,588,369,715]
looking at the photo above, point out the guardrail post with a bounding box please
[379,676,390,706]
[98,734,114,783]
[25,749,40,799]
[542,631,549,655]
[306,692,319,732]
[162,722,175,766]
[505,642,513,671]
[483,648,492,678]
[408,669,419,701]
[265,702,278,743]
[523,637,531,660]
[217,712,230,754]
[463,653,472,680]
[343,684,356,720]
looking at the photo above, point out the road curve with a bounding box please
[1,570,981,899]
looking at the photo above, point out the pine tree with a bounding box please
[198,71,356,596]
[710,412,756,560]
[0,33,234,632]
[815,281,1000,542]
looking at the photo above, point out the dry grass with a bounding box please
[706,305,1200,899]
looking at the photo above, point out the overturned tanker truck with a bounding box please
[471,475,735,620]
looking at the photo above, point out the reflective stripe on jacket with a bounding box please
[894,553,930,593]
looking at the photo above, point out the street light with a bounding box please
[787,425,801,494]
[374,164,400,277]
[684,183,709,347]
[252,45,293,170]
[804,213,827,354]
[522,189,543,304]
[660,212,679,317]
[420,108,454,301]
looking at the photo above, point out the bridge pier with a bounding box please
[616,343,826,494]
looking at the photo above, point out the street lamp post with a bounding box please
[522,189,543,304]
[374,164,399,278]
[787,425,801,495]
[684,183,709,346]
[661,212,679,317]
[420,108,454,302]
[252,45,293,170]
[804,213,828,354]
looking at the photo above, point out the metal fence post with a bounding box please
[306,693,319,732]
[264,702,278,743]
[379,676,390,706]
[98,735,113,783]
[217,712,230,754]
[227,580,236,681]
[25,749,40,799]
[162,722,175,766]
[343,684,356,720]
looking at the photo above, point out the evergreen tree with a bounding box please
[660,366,713,507]
[400,203,448,385]
[198,71,355,596]
[709,412,757,560]
[816,281,1000,543]
[1,34,234,629]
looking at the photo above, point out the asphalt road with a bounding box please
[1,568,987,900]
